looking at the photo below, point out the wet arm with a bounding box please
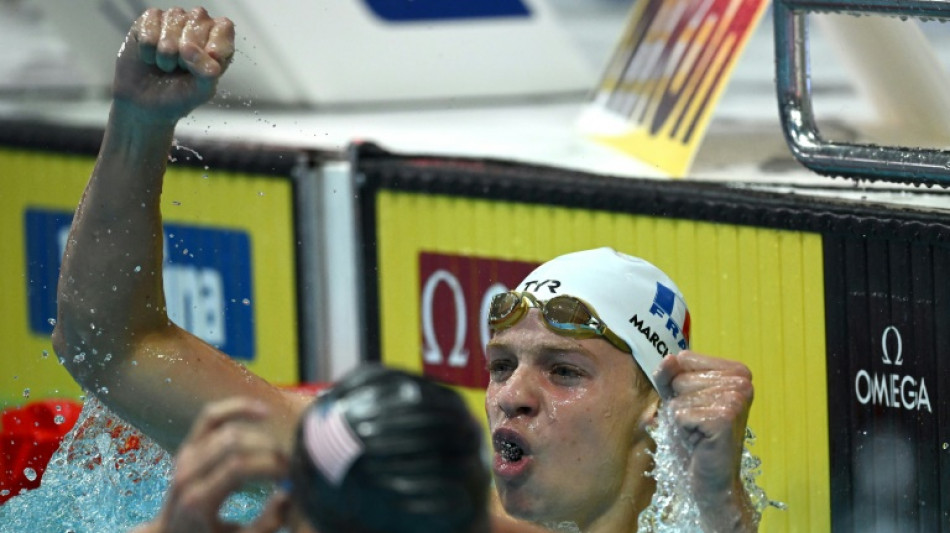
[52,8,308,453]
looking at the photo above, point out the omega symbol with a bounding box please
[881,326,903,366]
[421,269,468,368]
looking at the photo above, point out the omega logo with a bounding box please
[880,326,903,366]
[421,269,469,368]
[420,270,507,371]
[854,326,931,413]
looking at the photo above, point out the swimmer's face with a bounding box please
[485,310,657,528]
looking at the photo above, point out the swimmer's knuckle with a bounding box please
[214,17,235,31]
[721,389,745,406]
[222,453,254,475]
[156,39,177,55]
[736,364,753,381]
[217,426,245,450]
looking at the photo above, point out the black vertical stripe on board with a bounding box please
[824,234,853,532]
[824,236,947,532]
[351,143,386,363]
[910,244,938,531]
[934,246,950,533]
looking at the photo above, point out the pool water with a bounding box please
[0,397,269,533]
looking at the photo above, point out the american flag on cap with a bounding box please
[302,402,365,486]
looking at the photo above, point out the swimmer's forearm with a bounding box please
[697,480,759,533]
[54,104,177,367]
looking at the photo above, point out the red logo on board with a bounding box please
[419,252,537,389]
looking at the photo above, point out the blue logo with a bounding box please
[361,0,530,22]
[25,209,256,360]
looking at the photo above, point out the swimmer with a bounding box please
[484,249,757,532]
[130,366,545,533]
[54,7,757,532]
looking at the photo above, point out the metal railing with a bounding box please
[775,0,950,185]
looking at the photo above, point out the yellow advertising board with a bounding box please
[372,189,828,532]
[0,146,299,408]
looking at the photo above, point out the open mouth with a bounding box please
[493,430,529,462]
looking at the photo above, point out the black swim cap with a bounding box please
[290,365,489,533]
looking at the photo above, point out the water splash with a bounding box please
[637,405,784,532]
[637,406,703,532]
[0,397,268,532]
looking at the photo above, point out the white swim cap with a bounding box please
[515,247,691,389]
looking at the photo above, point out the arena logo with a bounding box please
[854,326,932,413]
[25,209,256,360]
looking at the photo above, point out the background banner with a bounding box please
[0,131,301,408]
[355,145,950,532]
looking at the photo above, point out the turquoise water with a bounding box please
[0,397,268,532]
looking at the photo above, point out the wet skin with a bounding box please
[485,310,657,531]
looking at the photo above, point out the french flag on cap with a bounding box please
[649,282,691,350]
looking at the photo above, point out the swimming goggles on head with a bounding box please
[488,291,632,354]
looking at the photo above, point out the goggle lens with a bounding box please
[488,291,630,354]
[544,295,594,330]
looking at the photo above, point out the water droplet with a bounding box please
[47,318,56,326]
[134,265,142,273]
[165,378,172,384]
[258,191,265,197]
[242,298,251,306]
[54,415,65,425]
[41,350,49,359]
[112,285,117,292]
[73,352,86,363]
[55,404,62,411]
[943,442,949,450]
[23,468,37,481]
[22,388,30,398]
[171,200,181,206]
[98,386,109,395]
[104,353,112,363]
[131,360,138,366]
[0,490,8,497]
[89,323,96,330]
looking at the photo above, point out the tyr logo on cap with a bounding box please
[649,282,691,350]
[521,279,561,294]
